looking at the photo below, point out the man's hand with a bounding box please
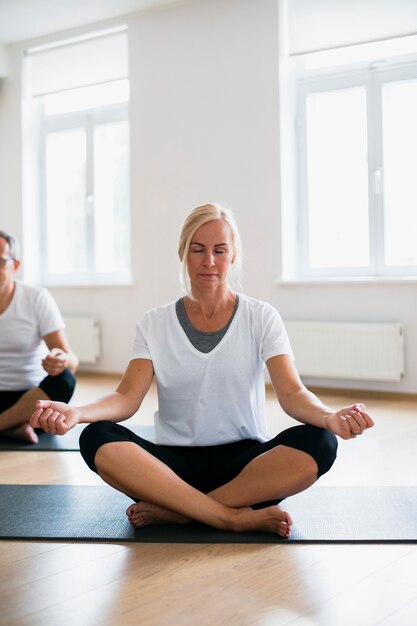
[42,348,68,376]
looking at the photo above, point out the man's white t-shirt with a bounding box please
[130,294,294,446]
[0,281,65,390]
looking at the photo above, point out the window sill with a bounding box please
[276,276,417,286]
[42,275,134,288]
[46,282,135,288]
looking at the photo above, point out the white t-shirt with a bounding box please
[130,294,294,446]
[0,281,65,390]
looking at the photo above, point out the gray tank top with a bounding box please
[176,296,239,353]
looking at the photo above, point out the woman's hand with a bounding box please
[30,400,80,435]
[325,403,374,440]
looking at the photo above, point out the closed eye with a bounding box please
[191,248,226,254]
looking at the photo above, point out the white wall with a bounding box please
[0,0,416,393]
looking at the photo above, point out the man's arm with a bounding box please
[43,329,79,374]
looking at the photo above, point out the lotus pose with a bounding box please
[31,204,373,536]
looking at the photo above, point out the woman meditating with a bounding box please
[31,203,374,537]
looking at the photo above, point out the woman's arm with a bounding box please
[266,354,374,439]
[30,358,154,435]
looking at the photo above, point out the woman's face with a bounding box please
[187,220,235,291]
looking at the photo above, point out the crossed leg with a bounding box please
[0,388,49,443]
[95,441,319,537]
[1,371,76,443]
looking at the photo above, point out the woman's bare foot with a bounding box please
[230,505,293,537]
[127,501,293,537]
[126,502,191,527]
[1,423,39,443]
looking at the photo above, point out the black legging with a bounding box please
[79,420,338,507]
[0,369,76,412]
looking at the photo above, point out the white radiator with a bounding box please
[63,316,100,364]
[284,321,405,382]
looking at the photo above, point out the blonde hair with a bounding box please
[178,203,242,295]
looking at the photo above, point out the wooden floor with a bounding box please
[1,374,417,626]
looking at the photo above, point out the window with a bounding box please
[291,36,417,279]
[41,81,130,283]
[24,30,131,285]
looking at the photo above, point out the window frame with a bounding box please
[295,55,417,280]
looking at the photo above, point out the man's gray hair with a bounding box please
[0,230,18,259]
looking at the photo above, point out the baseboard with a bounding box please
[77,370,123,380]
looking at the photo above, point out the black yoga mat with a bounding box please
[0,484,416,543]
[0,424,155,451]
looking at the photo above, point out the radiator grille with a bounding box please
[63,316,100,364]
[284,321,405,382]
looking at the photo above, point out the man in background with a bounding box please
[0,229,78,443]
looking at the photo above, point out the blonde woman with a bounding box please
[31,204,373,537]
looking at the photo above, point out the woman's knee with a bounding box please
[79,421,122,473]
[314,428,338,477]
[280,424,338,478]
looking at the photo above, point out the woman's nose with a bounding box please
[202,252,215,266]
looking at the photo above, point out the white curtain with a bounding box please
[287,0,417,55]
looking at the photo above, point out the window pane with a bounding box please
[94,121,130,273]
[383,78,417,266]
[45,129,87,274]
[306,87,369,268]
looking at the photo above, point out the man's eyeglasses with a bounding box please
[0,257,14,267]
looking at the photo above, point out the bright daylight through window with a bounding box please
[291,35,417,280]
[25,30,131,285]
[43,81,130,282]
